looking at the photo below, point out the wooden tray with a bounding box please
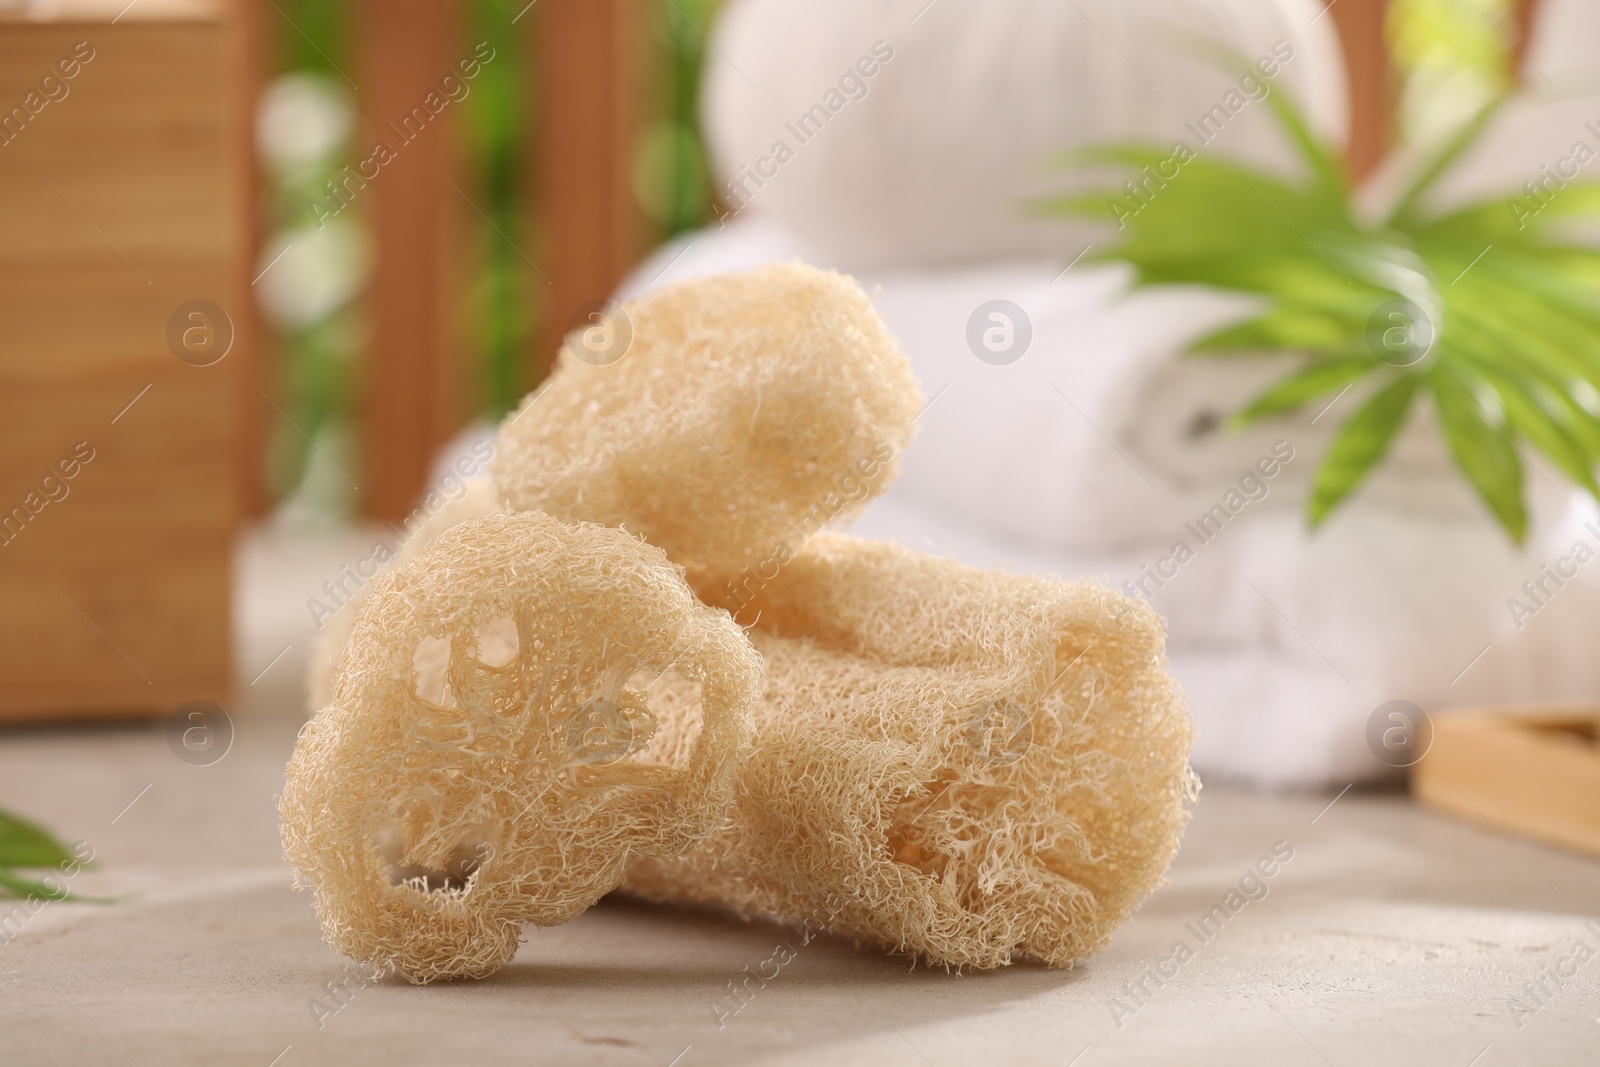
[1412,706,1600,859]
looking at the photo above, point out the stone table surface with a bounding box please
[2,528,1597,1066]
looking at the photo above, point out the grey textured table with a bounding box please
[2,529,1596,1066]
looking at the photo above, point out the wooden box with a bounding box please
[1413,706,1600,859]
[0,0,242,719]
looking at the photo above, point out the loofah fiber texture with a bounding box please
[307,476,503,712]
[623,532,1197,970]
[493,262,922,596]
[280,511,763,983]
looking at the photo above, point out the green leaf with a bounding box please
[1059,156,1353,266]
[1041,144,1190,172]
[1234,358,1376,426]
[1442,320,1600,497]
[1256,70,1346,200]
[1488,374,1599,496]
[1130,253,1379,314]
[1192,307,1361,353]
[0,810,76,869]
[1388,97,1508,228]
[1039,69,1600,543]
[1450,284,1600,397]
[1467,252,1600,336]
[1431,370,1529,542]
[1026,191,1138,227]
[1167,35,1345,199]
[1309,376,1420,528]
[0,867,118,905]
[0,867,73,901]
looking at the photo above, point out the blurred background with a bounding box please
[246,0,725,525]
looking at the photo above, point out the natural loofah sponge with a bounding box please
[493,263,922,597]
[623,532,1197,970]
[280,511,763,983]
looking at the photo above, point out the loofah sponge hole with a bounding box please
[280,511,763,983]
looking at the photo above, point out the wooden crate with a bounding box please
[1413,706,1600,859]
[0,0,242,720]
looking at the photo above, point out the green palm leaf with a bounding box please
[1431,369,1528,540]
[0,810,75,870]
[0,868,73,901]
[0,807,92,902]
[1234,358,1376,426]
[1309,376,1419,527]
[1044,76,1600,541]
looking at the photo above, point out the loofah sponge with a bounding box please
[493,263,922,597]
[623,532,1197,969]
[280,511,763,983]
[307,476,504,712]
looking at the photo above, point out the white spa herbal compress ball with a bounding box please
[702,0,1348,268]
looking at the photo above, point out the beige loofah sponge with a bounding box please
[623,532,1197,970]
[493,263,922,597]
[280,511,763,983]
